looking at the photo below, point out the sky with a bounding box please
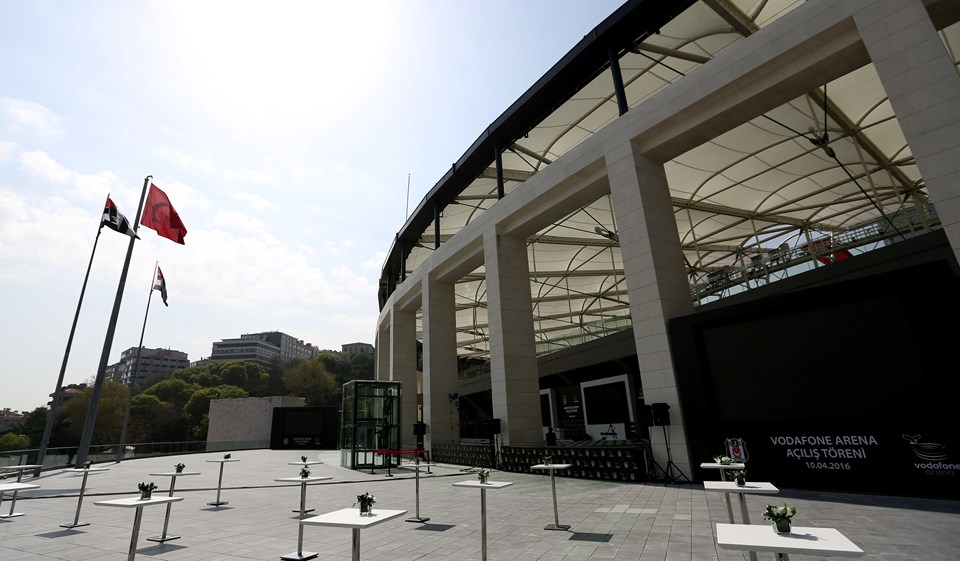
[0,0,625,413]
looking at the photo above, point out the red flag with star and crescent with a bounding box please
[140,183,187,244]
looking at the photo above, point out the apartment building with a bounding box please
[210,331,320,365]
[107,347,189,387]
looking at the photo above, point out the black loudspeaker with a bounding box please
[640,404,654,427]
[484,418,502,435]
[651,402,671,426]
[413,422,427,437]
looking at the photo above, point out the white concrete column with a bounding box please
[375,316,390,381]
[483,230,542,446]
[606,141,696,478]
[850,0,960,264]
[389,306,418,448]
[422,276,460,448]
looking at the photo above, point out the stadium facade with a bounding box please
[374,0,960,496]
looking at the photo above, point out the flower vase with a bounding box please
[360,504,371,516]
[774,519,791,534]
[140,489,152,500]
[735,476,745,487]
[479,476,488,485]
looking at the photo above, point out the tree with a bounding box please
[283,357,338,406]
[349,352,375,381]
[183,385,249,427]
[171,360,269,396]
[129,393,190,443]
[142,378,201,410]
[172,366,220,388]
[210,361,268,396]
[264,358,287,395]
[56,380,130,445]
[316,353,341,376]
[0,432,30,451]
[18,407,48,446]
[192,414,209,440]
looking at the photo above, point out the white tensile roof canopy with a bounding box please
[382,0,960,362]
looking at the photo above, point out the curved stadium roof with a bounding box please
[379,0,960,361]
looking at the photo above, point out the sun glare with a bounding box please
[149,1,403,130]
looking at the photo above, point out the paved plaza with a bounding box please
[1,448,957,560]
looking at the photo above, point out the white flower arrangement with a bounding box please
[761,503,796,522]
[355,492,376,510]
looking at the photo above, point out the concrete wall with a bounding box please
[206,396,305,451]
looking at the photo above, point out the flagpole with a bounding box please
[75,175,151,468]
[115,261,157,463]
[33,201,109,477]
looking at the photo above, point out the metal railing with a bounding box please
[0,440,267,476]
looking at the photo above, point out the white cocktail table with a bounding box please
[205,458,239,506]
[717,523,864,560]
[700,461,746,478]
[0,464,42,518]
[705,481,780,561]
[274,476,334,560]
[280,468,329,512]
[61,466,111,528]
[704,481,779,524]
[301,507,407,561]
[405,462,434,523]
[0,481,40,519]
[452,479,514,561]
[531,463,572,530]
[146,471,200,542]
[95,496,184,561]
[700,462,746,523]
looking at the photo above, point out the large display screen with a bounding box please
[583,382,630,424]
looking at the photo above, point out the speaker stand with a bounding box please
[645,447,665,481]
[659,425,689,484]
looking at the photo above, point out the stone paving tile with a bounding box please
[2,448,959,560]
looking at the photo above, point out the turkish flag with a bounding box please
[140,183,187,244]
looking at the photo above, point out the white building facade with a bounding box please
[210,331,321,365]
[374,0,960,480]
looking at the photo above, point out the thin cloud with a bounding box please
[212,209,266,234]
[0,97,63,137]
[19,151,128,203]
[223,169,277,185]
[20,151,72,184]
[0,140,20,162]
[234,191,276,212]
[155,147,218,174]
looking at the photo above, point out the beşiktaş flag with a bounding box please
[153,266,168,306]
[102,197,139,239]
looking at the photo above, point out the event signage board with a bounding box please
[710,427,956,496]
[669,257,960,499]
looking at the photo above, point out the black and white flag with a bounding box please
[102,197,139,239]
[153,266,168,306]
